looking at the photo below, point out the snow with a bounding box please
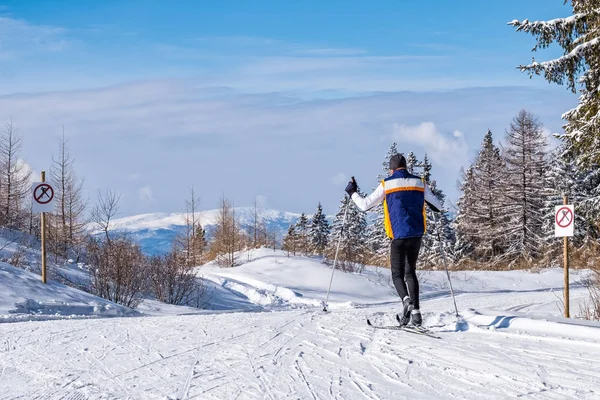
[0,261,137,323]
[1,248,600,399]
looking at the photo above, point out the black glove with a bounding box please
[345,177,357,197]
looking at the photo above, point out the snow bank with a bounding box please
[462,308,600,341]
[200,249,399,309]
[0,261,138,323]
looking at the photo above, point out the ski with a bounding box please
[366,318,442,339]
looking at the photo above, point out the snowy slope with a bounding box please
[0,261,138,322]
[2,248,600,399]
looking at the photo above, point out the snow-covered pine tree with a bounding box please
[455,130,507,262]
[420,177,456,268]
[345,187,369,271]
[366,142,397,265]
[309,202,330,256]
[327,191,369,272]
[327,196,350,266]
[501,110,548,259]
[406,151,419,174]
[509,1,600,167]
[579,161,600,238]
[454,166,477,259]
[422,154,432,183]
[543,144,600,247]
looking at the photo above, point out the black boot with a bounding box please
[410,310,422,327]
[398,297,414,326]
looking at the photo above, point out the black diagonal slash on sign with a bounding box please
[559,210,570,225]
[34,184,54,204]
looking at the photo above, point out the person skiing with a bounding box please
[344,153,442,327]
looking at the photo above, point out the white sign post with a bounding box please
[32,173,54,283]
[555,198,574,318]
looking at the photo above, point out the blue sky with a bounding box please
[0,1,577,217]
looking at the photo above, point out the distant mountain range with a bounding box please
[107,204,452,255]
[107,207,331,255]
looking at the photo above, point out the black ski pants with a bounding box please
[390,236,422,310]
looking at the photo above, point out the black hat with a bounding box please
[389,154,407,170]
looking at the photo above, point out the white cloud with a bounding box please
[541,126,561,149]
[391,122,469,170]
[0,81,573,216]
[139,186,154,202]
[16,159,36,185]
[0,17,71,60]
[331,173,347,186]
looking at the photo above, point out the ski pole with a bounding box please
[323,181,353,312]
[433,210,459,318]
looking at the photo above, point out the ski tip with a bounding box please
[366,318,373,326]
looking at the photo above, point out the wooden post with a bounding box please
[563,194,569,318]
[41,171,47,284]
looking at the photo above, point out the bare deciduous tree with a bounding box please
[49,132,87,260]
[149,251,205,306]
[0,120,32,230]
[210,195,244,267]
[86,190,147,309]
[87,236,147,309]
[91,188,120,244]
[174,186,206,267]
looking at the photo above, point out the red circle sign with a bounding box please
[34,183,54,204]
[555,206,573,228]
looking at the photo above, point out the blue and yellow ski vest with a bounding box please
[382,169,427,239]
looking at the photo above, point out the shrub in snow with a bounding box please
[86,236,147,309]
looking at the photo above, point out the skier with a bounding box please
[345,153,442,327]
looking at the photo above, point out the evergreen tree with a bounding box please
[510,1,600,167]
[309,202,330,256]
[367,143,397,265]
[422,154,432,183]
[455,130,507,261]
[543,144,600,246]
[454,166,477,258]
[327,191,369,271]
[345,187,369,269]
[501,110,548,258]
[406,151,419,174]
[420,178,456,267]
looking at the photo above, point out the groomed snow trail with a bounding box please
[1,305,599,400]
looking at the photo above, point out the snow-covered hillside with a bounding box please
[0,261,137,322]
[104,208,318,255]
[2,248,600,399]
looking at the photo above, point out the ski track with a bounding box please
[2,287,600,400]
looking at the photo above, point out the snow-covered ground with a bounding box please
[1,248,600,399]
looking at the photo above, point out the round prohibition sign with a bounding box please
[34,183,54,204]
[555,206,573,228]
